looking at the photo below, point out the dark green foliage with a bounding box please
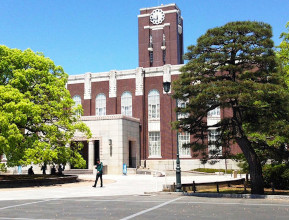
[263,164,289,189]
[173,21,289,194]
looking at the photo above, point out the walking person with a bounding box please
[92,159,103,187]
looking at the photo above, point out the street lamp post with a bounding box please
[163,81,182,192]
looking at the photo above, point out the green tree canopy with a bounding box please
[278,22,289,83]
[0,45,91,169]
[173,21,289,194]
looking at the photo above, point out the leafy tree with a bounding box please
[277,22,289,83]
[173,21,289,194]
[0,45,91,169]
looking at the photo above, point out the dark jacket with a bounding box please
[96,162,103,175]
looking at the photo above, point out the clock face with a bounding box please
[150,9,165,25]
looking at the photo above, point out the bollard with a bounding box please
[233,170,238,178]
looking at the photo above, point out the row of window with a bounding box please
[148,129,222,158]
[73,91,221,118]
[73,90,161,118]
[73,91,221,158]
[148,131,191,157]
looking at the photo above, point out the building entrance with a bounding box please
[94,140,100,165]
[129,141,136,168]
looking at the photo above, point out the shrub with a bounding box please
[263,164,289,189]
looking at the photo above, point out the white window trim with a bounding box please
[148,131,161,157]
[95,93,106,116]
[121,91,132,116]
[178,132,191,157]
[148,89,160,120]
[208,128,222,157]
[72,95,82,116]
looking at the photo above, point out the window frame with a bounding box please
[72,95,82,116]
[148,89,160,120]
[208,129,222,157]
[95,93,106,116]
[121,91,132,116]
[148,131,161,158]
[178,132,191,157]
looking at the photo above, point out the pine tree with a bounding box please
[173,21,289,194]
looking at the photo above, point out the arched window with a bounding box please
[72,95,82,116]
[96,93,106,116]
[148,90,160,119]
[121,91,132,116]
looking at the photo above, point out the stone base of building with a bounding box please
[141,159,241,172]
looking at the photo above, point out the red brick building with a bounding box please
[67,4,241,174]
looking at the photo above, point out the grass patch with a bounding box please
[192,168,243,174]
[188,185,289,195]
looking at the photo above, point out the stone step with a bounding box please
[136,169,152,175]
[63,169,93,175]
[126,168,136,175]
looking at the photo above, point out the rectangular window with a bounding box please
[207,106,220,117]
[148,90,160,120]
[96,107,106,116]
[149,132,161,157]
[122,106,132,116]
[148,103,160,119]
[178,132,191,156]
[208,129,222,157]
[177,99,189,119]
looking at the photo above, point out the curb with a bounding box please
[0,175,79,188]
[146,191,289,200]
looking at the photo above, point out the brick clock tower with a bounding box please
[138,4,184,68]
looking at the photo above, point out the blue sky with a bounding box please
[1,0,288,75]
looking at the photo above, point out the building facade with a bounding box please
[67,4,241,174]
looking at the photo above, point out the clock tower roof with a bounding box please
[139,3,180,13]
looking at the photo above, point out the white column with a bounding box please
[88,141,95,170]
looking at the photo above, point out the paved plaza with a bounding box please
[0,173,289,219]
[0,173,244,201]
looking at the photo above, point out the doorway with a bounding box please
[94,140,100,166]
[129,141,136,168]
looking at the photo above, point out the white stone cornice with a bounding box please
[138,9,179,18]
[80,114,140,123]
[139,3,177,12]
[67,74,85,84]
[67,64,184,85]
[144,23,170,30]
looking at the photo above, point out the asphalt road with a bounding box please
[0,195,289,220]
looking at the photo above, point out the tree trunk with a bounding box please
[236,137,264,194]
